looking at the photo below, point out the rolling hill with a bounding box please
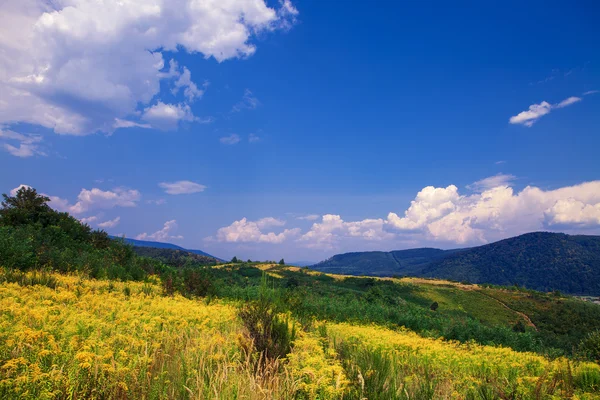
[112,236,223,261]
[312,232,600,295]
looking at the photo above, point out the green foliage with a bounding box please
[578,330,600,363]
[132,246,218,266]
[430,301,438,311]
[279,258,285,265]
[238,275,296,363]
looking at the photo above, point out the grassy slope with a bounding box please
[1,270,599,399]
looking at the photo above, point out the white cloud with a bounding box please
[113,119,151,130]
[172,66,207,103]
[583,90,598,96]
[248,133,261,143]
[467,174,516,192]
[142,102,196,131]
[232,89,260,112]
[509,101,552,127]
[544,199,600,227]
[0,0,296,135]
[555,96,581,108]
[80,215,98,225]
[387,185,460,231]
[215,217,300,244]
[387,180,600,244]
[136,219,183,241]
[297,214,320,221]
[0,129,45,157]
[98,216,121,229]
[509,95,583,127]
[220,134,241,145]
[299,214,392,249]
[159,180,206,195]
[70,188,141,214]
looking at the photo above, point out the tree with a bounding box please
[1,186,52,226]
[231,256,239,263]
[512,320,526,333]
[430,301,439,311]
[279,258,285,265]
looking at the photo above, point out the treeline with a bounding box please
[0,187,216,298]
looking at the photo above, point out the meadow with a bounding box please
[1,270,599,399]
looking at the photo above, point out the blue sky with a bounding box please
[1,0,599,262]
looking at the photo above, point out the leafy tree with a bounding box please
[279,258,285,265]
[231,256,239,263]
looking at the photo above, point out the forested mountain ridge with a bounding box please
[312,232,600,295]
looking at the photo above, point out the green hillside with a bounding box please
[312,232,600,295]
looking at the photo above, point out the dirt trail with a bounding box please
[476,290,538,331]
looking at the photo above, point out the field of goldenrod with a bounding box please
[1,271,599,399]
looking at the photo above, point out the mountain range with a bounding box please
[112,236,224,262]
[311,232,600,295]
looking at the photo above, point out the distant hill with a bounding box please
[312,232,600,295]
[112,236,223,262]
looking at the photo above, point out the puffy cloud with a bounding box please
[544,199,600,227]
[299,214,392,249]
[232,89,260,112]
[387,180,600,244]
[509,101,552,127]
[8,184,138,215]
[0,129,45,157]
[0,0,296,135]
[70,188,140,214]
[220,134,241,145]
[159,180,206,195]
[98,216,121,229]
[142,102,196,131]
[509,95,583,127]
[215,217,300,244]
[136,219,183,241]
[387,185,460,231]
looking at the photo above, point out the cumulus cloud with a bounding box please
[509,95,583,127]
[98,216,121,229]
[220,134,241,145]
[215,217,300,244]
[136,219,183,241]
[299,214,392,249]
[387,180,600,244]
[232,89,260,112]
[142,102,196,131]
[69,188,140,214]
[159,180,206,195]
[8,184,139,215]
[387,186,460,231]
[0,129,45,157]
[0,0,296,135]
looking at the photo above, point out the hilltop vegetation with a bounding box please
[312,232,600,295]
[2,187,600,398]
